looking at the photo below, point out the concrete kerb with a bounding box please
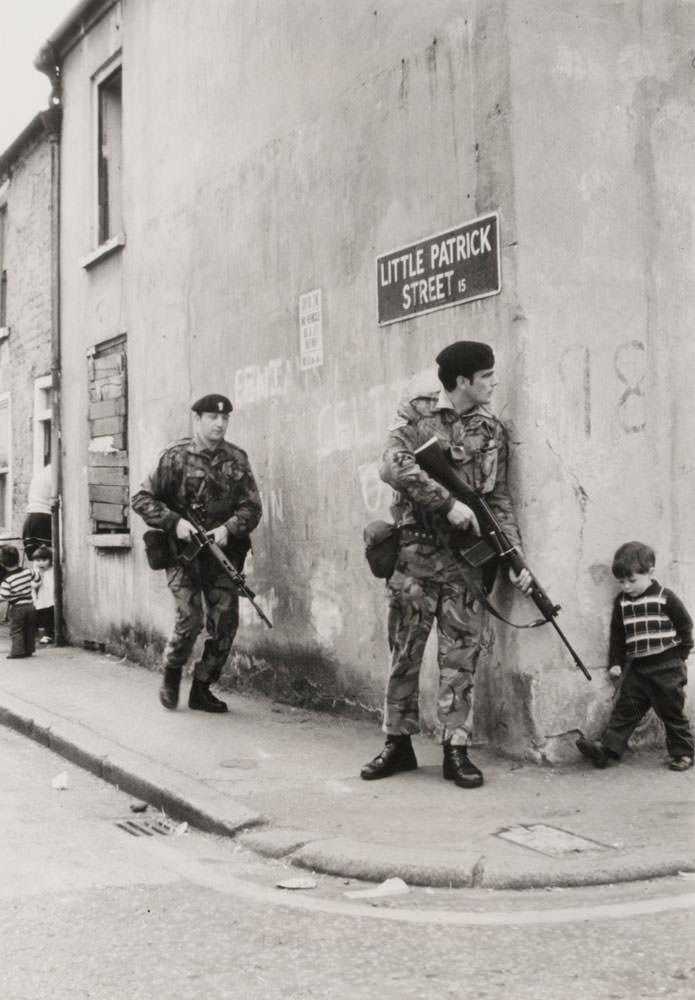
[283,838,695,891]
[2,692,694,890]
[288,837,486,889]
[0,695,265,839]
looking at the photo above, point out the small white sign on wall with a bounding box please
[299,289,323,370]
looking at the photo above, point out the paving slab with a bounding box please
[1,630,693,889]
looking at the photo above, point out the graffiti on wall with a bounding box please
[317,375,410,458]
[232,354,410,460]
[559,340,646,437]
[358,460,392,516]
[234,356,322,408]
[234,358,294,406]
[614,340,646,434]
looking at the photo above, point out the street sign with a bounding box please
[376,212,501,325]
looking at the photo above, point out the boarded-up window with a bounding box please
[87,335,128,533]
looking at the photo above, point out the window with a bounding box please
[96,65,122,246]
[0,394,10,534]
[34,375,53,472]
[0,204,7,328]
[87,334,129,533]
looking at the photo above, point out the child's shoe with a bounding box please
[668,756,693,771]
[576,737,612,769]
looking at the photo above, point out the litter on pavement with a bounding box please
[344,877,410,899]
[276,876,318,890]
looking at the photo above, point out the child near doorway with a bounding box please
[31,545,55,645]
[0,545,37,658]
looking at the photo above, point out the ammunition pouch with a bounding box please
[364,520,400,579]
[143,529,178,571]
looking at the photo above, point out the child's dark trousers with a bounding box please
[8,604,37,658]
[602,655,693,760]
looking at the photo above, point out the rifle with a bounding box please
[414,436,590,680]
[179,507,273,629]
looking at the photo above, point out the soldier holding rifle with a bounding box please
[361,341,531,789]
[131,394,262,714]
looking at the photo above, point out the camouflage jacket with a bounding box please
[131,437,262,540]
[380,380,522,554]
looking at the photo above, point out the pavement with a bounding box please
[1,626,694,891]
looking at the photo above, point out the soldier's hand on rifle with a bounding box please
[175,517,195,541]
[210,525,229,547]
[446,500,481,535]
[509,566,533,594]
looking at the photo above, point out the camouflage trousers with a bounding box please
[163,558,239,685]
[384,567,489,746]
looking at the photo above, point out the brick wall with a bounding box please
[0,133,53,539]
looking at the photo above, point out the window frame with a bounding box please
[33,374,53,474]
[92,53,124,253]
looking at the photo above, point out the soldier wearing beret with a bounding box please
[131,393,262,713]
[361,342,531,788]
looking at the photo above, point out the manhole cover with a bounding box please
[495,823,611,857]
[115,815,182,837]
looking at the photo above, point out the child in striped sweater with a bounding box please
[0,545,37,659]
[577,541,693,772]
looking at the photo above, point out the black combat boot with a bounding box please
[360,735,418,780]
[188,678,228,713]
[203,686,229,711]
[442,744,484,789]
[159,668,182,710]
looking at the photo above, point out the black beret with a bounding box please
[191,393,233,415]
[435,341,494,380]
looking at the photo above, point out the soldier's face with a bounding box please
[459,368,497,407]
[194,411,229,448]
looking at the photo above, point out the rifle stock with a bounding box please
[414,436,590,680]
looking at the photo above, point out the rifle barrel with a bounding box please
[183,508,273,628]
[548,616,591,680]
[413,436,591,681]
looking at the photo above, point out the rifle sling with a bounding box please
[458,565,549,630]
[399,525,548,631]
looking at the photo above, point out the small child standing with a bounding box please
[577,541,694,772]
[31,545,55,645]
[0,545,37,659]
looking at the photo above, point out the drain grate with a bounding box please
[495,823,611,857]
[115,815,182,837]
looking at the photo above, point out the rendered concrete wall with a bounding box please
[57,3,129,646]
[486,0,695,758]
[119,0,517,714]
[56,0,694,757]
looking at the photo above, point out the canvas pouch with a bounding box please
[364,520,400,579]
[143,529,177,571]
